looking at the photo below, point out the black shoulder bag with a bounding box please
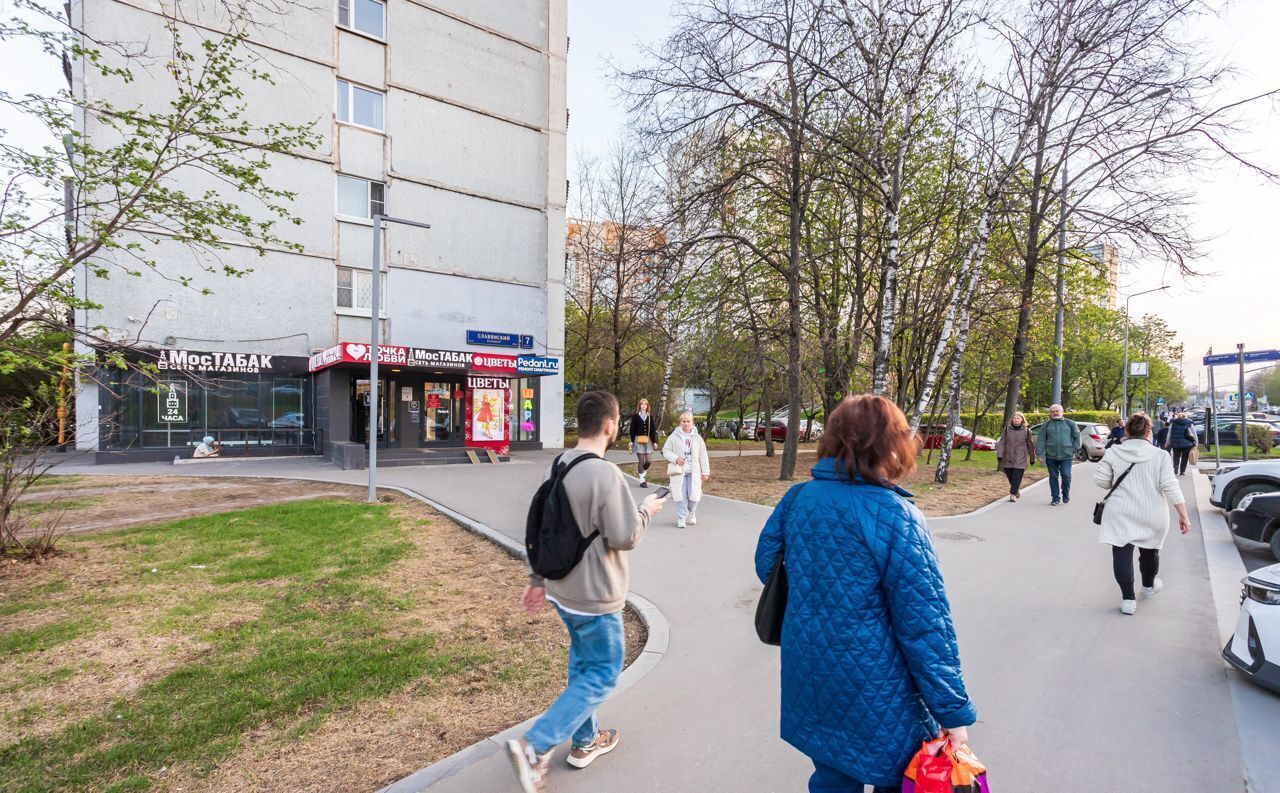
[755,483,808,645]
[1093,462,1137,526]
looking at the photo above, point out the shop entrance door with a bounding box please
[351,378,395,446]
[393,381,420,449]
[421,381,464,445]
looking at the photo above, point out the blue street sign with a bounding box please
[1247,391,1255,400]
[519,335,534,349]
[1157,397,1165,405]
[1204,349,1280,366]
[467,330,520,348]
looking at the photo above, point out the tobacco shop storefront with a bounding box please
[94,347,316,462]
[308,342,559,466]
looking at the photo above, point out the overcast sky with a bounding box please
[567,0,1280,391]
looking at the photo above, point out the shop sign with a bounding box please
[470,353,517,374]
[426,394,441,409]
[406,347,469,371]
[466,330,521,348]
[516,355,559,376]
[156,348,275,374]
[309,342,408,372]
[467,376,508,389]
[158,381,187,423]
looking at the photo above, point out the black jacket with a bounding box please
[629,413,658,443]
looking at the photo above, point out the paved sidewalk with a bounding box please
[51,454,1262,791]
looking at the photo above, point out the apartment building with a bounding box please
[72,0,568,464]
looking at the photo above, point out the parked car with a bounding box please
[1196,419,1280,447]
[1228,492,1280,560]
[754,418,823,442]
[1222,562,1280,694]
[1076,423,1110,462]
[1210,460,1280,511]
[920,424,997,452]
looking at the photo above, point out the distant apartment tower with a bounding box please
[71,0,569,464]
[1084,243,1120,309]
[565,218,667,312]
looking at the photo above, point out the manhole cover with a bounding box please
[933,531,984,543]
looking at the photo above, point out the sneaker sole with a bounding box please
[506,740,541,793]
[566,737,619,769]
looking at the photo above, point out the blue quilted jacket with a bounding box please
[754,457,976,786]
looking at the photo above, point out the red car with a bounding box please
[919,424,997,451]
[754,418,823,442]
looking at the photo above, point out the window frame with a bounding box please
[335,174,386,221]
[335,266,388,317]
[336,79,386,131]
[337,0,386,39]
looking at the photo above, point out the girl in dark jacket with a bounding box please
[755,395,976,793]
[994,412,1036,502]
[628,398,659,488]
[1165,411,1198,475]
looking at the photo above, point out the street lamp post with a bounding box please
[1121,285,1169,418]
[367,212,431,503]
[1052,162,1068,406]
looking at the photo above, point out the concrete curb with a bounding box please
[1190,472,1249,645]
[376,486,671,793]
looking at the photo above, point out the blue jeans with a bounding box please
[525,605,624,754]
[809,760,898,793]
[1046,457,1073,501]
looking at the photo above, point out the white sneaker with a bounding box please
[506,738,550,793]
[687,514,697,525]
[676,518,686,529]
[1120,599,1137,615]
[1140,578,1164,598]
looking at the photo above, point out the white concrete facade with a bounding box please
[74,0,567,454]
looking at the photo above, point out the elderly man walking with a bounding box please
[1035,404,1082,506]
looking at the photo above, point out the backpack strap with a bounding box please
[556,451,602,542]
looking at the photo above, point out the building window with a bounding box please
[336,267,385,310]
[336,175,385,219]
[336,79,385,130]
[337,0,385,38]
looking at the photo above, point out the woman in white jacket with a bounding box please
[1094,412,1192,616]
[663,411,711,528]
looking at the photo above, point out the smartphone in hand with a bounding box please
[651,486,672,500]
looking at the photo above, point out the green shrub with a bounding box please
[1243,424,1274,454]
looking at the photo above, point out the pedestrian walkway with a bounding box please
[51,454,1260,791]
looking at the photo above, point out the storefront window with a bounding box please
[422,381,462,442]
[512,377,539,442]
[100,366,313,450]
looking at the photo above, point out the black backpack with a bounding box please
[525,452,601,580]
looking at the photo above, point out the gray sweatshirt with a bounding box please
[528,449,650,614]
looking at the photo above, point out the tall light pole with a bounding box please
[367,212,431,503]
[1051,162,1068,406]
[1121,285,1169,418]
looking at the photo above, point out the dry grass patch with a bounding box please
[0,482,646,793]
[672,451,1046,516]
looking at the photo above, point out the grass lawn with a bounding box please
[627,449,1046,516]
[1201,444,1280,461]
[0,495,582,792]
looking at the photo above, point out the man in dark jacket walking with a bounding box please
[1035,404,1082,506]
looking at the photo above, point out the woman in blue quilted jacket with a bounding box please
[755,395,977,792]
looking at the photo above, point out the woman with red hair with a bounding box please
[755,395,976,792]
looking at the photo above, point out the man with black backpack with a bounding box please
[508,390,665,793]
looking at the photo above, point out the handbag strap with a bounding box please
[1102,462,1137,502]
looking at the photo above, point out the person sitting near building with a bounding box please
[193,436,221,458]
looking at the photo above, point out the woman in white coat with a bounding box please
[1094,412,1192,616]
[663,411,711,528]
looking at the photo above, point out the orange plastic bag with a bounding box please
[901,738,989,793]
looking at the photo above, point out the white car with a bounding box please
[1223,563,1280,694]
[1209,460,1280,511]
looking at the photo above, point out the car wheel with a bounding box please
[1075,447,1088,462]
[1228,482,1280,511]
[1271,523,1280,562]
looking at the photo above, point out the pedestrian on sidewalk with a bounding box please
[662,411,710,529]
[1094,412,1192,616]
[995,412,1036,502]
[508,390,665,793]
[627,398,659,488]
[1036,404,1081,505]
[1105,418,1125,449]
[755,395,977,793]
[1165,411,1198,475]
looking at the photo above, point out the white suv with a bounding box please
[1210,460,1280,511]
